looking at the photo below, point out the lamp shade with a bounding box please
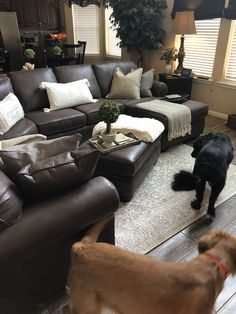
[174,11,196,35]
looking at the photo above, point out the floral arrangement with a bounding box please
[24,48,36,59]
[160,47,178,65]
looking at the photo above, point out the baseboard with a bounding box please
[208,110,228,120]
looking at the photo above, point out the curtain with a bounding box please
[68,0,104,7]
[225,0,236,19]
[171,0,226,20]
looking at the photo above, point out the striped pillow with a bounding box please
[0,93,24,134]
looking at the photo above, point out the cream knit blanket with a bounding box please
[136,99,191,141]
[93,114,164,143]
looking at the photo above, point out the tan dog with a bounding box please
[68,216,236,314]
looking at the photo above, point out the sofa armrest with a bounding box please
[151,80,168,97]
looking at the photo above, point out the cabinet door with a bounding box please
[11,0,38,29]
[0,0,11,11]
[37,0,61,31]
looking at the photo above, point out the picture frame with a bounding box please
[181,68,192,77]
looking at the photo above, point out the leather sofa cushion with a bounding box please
[0,118,37,141]
[0,171,22,231]
[0,133,82,179]
[74,99,125,125]
[94,135,161,177]
[93,61,137,97]
[8,68,57,113]
[0,176,119,268]
[53,64,102,98]
[183,100,209,122]
[17,148,100,200]
[0,76,14,100]
[26,108,86,136]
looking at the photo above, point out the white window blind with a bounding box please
[180,19,221,78]
[225,21,236,82]
[105,7,121,57]
[72,4,100,55]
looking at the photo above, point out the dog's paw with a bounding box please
[191,199,201,210]
[205,213,214,223]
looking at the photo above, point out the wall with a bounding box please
[158,0,236,118]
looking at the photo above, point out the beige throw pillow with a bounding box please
[106,67,143,99]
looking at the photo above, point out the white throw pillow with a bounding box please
[40,79,95,111]
[0,93,24,134]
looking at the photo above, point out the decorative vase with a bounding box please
[101,130,117,148]
[165,63,172,74]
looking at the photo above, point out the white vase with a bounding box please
[164,64,172,74]
[101,130,117,148]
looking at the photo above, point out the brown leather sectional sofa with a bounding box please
[0,61,208,313]
[0,60,208,149]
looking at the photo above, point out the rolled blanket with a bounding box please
[92,114,164,143]
[136,99,191,141]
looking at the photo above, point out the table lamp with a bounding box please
[174,11,196,74]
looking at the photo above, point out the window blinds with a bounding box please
[72,4,100,55]
[226,21,236,81]
[105,7,121,57]
[181,19,221,78]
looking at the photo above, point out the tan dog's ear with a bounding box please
[198,230,222,253]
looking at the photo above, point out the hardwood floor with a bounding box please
[48,115,236,314]
[148,115,236,313]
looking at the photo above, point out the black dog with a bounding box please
[171,132,234,219]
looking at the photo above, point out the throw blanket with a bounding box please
[136,99,191,141]
[0,134,47,149]
[93,114,164,143]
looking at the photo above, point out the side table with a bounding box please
[159,73,192,97]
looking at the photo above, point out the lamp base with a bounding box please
[174,34,185,74]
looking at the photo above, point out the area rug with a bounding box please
[115,144,236,254]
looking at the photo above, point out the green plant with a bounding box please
[52,45,62,55]
[104,0,167,66]
[98,101,120,134]
[24,48,36,59]
[160,47,178,65]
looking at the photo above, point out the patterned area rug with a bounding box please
[115,144,236,254]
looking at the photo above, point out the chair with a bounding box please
[63,41,87,65]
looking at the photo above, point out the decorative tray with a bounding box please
[89,132,141,154]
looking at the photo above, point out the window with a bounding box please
[72,4,100,55]
[180,19,221,78]
[225,21,236,82]
[105,7,121,57]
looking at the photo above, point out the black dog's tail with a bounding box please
[171,170,199,191]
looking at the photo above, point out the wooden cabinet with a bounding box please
[37,0,61,30]
[9,0,61,31]
[0,0,11,11]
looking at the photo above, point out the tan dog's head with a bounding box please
[198,230,236,273]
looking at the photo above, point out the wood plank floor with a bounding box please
[148,115,236,313]
[47,115,236,314]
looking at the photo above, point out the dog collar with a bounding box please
[205,252,230,279]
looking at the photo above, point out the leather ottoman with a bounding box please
[93,135,162,201]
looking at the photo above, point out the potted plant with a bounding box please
[52,45,63,56]
[98,101,120,148]
[159,47,178,74]
[24,48,36,60]
[104,0,167,69]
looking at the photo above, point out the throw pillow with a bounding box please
[39,79,95,111]
[0,133,82,179]
[0,171,22,231]
[106,67,143,99]
[17,148,100,200]
[0,93,24,134]
[140,69,155,97]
